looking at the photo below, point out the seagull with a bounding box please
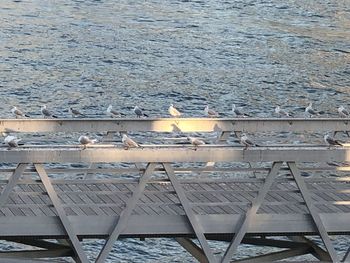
[275,106,291,117]
[11,106,29,118]
[305,103,319,117]
[204,105,219,118]
[133,106,148,118]
[240,133,259,149]
[4,135,21,148]
[122,134,140,149]
[107,105,122,118]
[324,134,342,148]
[232,104,248,117]
[78,135,98,149]
[338,106,349,118]
[41,105,58,118]
[187,136,205,146]
[168,104,181,117]
[69,107,85,117]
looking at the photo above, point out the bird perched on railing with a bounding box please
[204,105,219,118]
[122,134,140,149]
[11,106,29,118]
[187,136,205,146]
[106,105,123,118]
[275,106,291,117]
[133,106,148,118]
[69,107,85,118]
[41,105,58,118]
[305,103,321,117]
[324,134,343,148]
[232,104,248,117]
[240,133,259,149]
[168,104,181,117]
[338,106,349,118]
[3,134,22,149]
[78,135,98,149]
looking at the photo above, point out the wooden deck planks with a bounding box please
[0,179,348,218]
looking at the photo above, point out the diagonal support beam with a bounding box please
[287,162,339,262]
[6,239,70,250]
[176,238,208,263]
[343,247,350,262]
[233,246,312,263]
[288,236,331,261]
[96,163,157,263]
[163,163,217,263]
[34,164,88,263]
[221,162,283,263]
[0,163,27,207]
[341,218,350,261]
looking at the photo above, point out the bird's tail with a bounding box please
[24,114,30,118]
[318,110,325,115]
[52,115,58,118]
[143,113,149,117]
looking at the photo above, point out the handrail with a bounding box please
[0,146,348,163]
[0,118,350,133]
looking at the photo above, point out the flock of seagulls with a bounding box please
[9,103,350,119]
[2,131,344,151]
[3,103,350,150]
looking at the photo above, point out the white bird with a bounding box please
[240,133,259,149]
[305,103,319,117]
[133,106,148,118]
[11,106,29,118]
[41,105,58,118]
[204,105,219,118]
[69,107,85,117]
[275,106,291,117]
[324,134,342,147]
[78,135,98,149]
[168,104,181,117]
[107,105,122,118]
[122,134,140,149]
[187,136,205,147]
[232,104,248,117]
[4,135,21,148]
[338,106,349,118]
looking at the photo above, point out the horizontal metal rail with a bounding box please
[1,118,350,133]
[0,146,349,163]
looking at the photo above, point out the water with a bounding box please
[0,0,350,261]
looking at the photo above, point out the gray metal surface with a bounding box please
[0,177,348,237]
[0,147,350,163]
[1,118,350,133]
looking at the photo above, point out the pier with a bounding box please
[0,118,349,262]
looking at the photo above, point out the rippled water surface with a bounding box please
[0,0,350,262]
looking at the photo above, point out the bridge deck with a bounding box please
[0,177,349,238]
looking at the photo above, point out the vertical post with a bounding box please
[34,164,89,263]
[84,131,115,179]
[200,131,231,176]
[287,162,338,262]
[221,162,283,263]
[96,163,157,263]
